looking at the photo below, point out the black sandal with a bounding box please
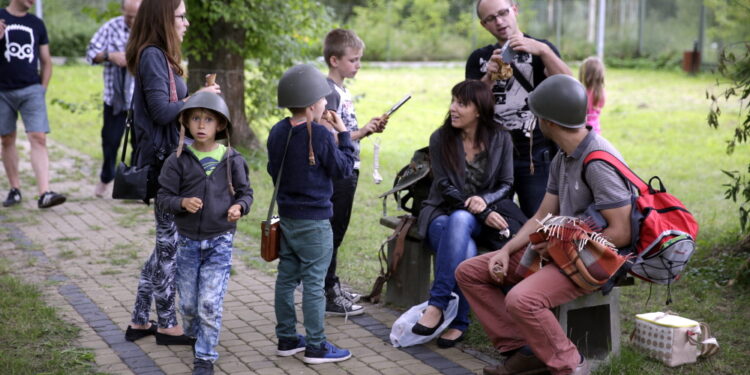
[125,320,158,342]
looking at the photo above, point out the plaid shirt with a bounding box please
[86,15,133,106]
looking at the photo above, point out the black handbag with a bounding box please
[112,110,149,200]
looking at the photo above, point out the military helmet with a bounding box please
[527,74,587,128]
[277,63,332,108]
[178,92,232,139]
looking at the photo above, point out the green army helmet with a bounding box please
[178,91,232,140]
[277,63,332,108]
[527,74,588,128]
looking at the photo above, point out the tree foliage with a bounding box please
[708,42,750,232]
[183,0,332,148]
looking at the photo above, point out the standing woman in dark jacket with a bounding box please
[413,80,526,348]
[123,0,221,344]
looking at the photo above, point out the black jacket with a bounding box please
[417,127,526,249]
[157,147,254,240]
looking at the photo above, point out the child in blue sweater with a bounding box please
[268,64,356,364]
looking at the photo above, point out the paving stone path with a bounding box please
[0,138,496,374]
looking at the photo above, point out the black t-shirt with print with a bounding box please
[0,9,49,90]
[465,34,560,167]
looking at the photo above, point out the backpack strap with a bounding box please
[583,150,649,195]
[361,215,416,303]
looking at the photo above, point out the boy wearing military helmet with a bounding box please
[268,64,356,364]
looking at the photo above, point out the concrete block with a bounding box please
[556,287,621,361]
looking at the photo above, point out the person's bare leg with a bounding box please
[417,304,443,328]
[440,328,464,340]
[129,322,184,336]
[1,132,20,189]
[27,132,49,195]
[157,325,185,335]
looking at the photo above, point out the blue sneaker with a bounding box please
[277,334,306,356]
[303,341,352,364]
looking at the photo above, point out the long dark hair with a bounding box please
[438,80,498,172]
[126,0,184,77]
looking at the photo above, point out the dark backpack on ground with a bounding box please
[379,146,432,216]
[583,151,699,287]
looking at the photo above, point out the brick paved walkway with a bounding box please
[0,139,495,375]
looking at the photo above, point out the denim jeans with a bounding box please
[175,232,233,362]
[513,146,552,218]
[100,103,127,183]
[275,217,333,347]
[427,210,481,332]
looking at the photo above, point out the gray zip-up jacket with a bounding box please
[157,147,254,240]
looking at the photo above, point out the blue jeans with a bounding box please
[175,232,233,362]
[275,217,333,347]
[427,210,481,332]
[513,147,552,218]
[100,103,127,183]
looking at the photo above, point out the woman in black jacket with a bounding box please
[413,80,525,348]
[123,0,220,345]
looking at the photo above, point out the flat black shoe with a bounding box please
[412,311,444,336]
[155,331,197,346]
[437,331,465,348]
[124,320,158,342]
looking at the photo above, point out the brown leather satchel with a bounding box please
[260,122,294,262]
[260,218,280,262]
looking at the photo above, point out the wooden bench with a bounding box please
[378,215,633,362]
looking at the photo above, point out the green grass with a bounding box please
[41,62,749,374]
[0,260,100,374]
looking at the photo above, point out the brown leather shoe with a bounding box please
[483,351,548,375]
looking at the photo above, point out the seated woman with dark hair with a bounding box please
[414,79,526,348]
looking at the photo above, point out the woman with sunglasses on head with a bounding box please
[122,0,220,353]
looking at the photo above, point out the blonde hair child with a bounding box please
[579,56,606,134]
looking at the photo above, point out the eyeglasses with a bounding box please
[481,7,512,25]
[175,14,188,23]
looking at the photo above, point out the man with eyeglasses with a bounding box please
[86,0,141,198]
[466,0,571,221]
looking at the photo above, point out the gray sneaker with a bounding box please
[326,291,364,317]
[3,188,21,207]
[332,281,361,303]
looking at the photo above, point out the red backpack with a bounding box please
[583,151,699,285]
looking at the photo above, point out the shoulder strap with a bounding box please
[119,107,135,164]
[361,215,416,303]
[266,124,294,222]
[583,150,649,195]
[510,62,534,93]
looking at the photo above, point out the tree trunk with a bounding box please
[187,21,260,150]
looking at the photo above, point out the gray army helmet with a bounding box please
[178,92,232,139]
[277,63,332,108]
[527,74,587,128]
